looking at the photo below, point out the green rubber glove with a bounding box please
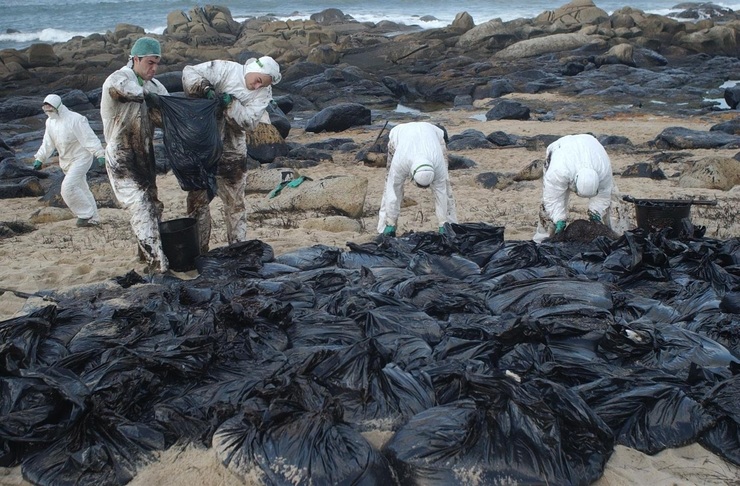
[383,225,396,237]
[220,93,233,107]
[439,226,445,234]
[97,157,106,168]
[555,220,567,233]
[205,88,216,100]
[588,210,602,223]
[33,159,42,170]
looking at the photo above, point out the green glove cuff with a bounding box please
[97,157,105,167]
[33,159,42,169]
[221,93,233,107]
[205,88,216,100]
[383,225,396,236]
[588,210,602,223]
[439,226,445,234]
[555,220,567,233]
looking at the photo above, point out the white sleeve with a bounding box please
[588,173,614,216]
[228,86,272,131]
[542,164,570,222]
[105,69,144,102]
[382,158,407,227]
[34,124,55,162]
[73,116,105,159]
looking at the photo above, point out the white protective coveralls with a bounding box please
[101,65,169,271]
[35,94,105,222]
[377,122,458,233]
[533,133,622,243]
[182,59,274,253]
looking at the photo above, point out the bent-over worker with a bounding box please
[533,133,621,243]
[377,121,457,236]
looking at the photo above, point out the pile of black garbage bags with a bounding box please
[1,221,739,485]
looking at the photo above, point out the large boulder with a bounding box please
[253,175,368,218]
[678,156,740,190]
[304,103,372,133]
[493,33,607,60]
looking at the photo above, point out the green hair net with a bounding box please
[130,37,161,57]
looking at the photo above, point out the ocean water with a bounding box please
[1,0,739,52]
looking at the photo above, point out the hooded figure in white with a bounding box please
[533,133,622,243]
[377,122,457,235]
[182,55,281,253]
[34,94,105,226]
[100,36,170,272]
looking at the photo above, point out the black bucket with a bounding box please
[622,195,718,234]
[159,217,200,272]
[633,200,691,233]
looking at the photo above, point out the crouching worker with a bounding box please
[182,55,281,253]
[377,122,457,237]
[533,133,622,243]
[34,94,106,227]
[100,36,170,271]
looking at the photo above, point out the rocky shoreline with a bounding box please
[1,1,739,112]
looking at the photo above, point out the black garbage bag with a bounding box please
[21,411,165,486]
[699,374,740,466]
[443,222,505,257]
[287,309,363,348]
[394,274,490,317]
[383,374,614,486]
[598,322,740,376]
[485,277,613,317]
[338,241,410,269]
[0,368,87,445]
[408,251,481,280]
[366,305,443,344]
[307,339,436,429]
[481,241,543,278]
[213,398,397,485]
[576,369,715,454]
[274,244,342,270]
[195,240,274,279]
[0,305,55,372]
[158,95,222,199]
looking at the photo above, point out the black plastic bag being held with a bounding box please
[158,96,222,199]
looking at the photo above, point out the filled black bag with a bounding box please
[157,96,221,199]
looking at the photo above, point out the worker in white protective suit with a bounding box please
[181,55,281,253]
[100,36,170,272]
[533,133,622,243]
[33,94,106,227]
[377,122,457,236]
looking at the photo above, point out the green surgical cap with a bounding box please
[130,37,161,57]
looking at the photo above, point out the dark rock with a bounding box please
[156,71,184,93]
[0,220,36,239]
[652,126,740,149]
[447,154,476,170]
[447,129,495,150]
[485,99,530,121]
[0,176,44,198]
[723,85,740,110]
[710,118,740,135]
[486,131,520,146]
[0,157,48,180]
[621,162,667,180]
[304,103,371,133]
[0,96,44,123]
[287,146,333,163]
[305,138,355,151]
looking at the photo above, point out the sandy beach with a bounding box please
[1,92,740,484]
